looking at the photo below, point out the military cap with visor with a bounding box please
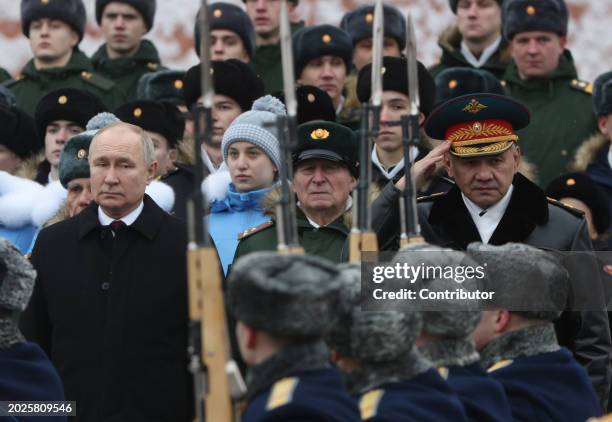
[502,0,568,40]
[340,3,406,50]
[424,93,530,157]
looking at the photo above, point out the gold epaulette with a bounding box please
[547,197,585,219]
[359,389,385,420]
[80,71,115,91]
[266,377,299,410]
[417,191,446,203]
[237,220,274,240]
[570,79,593,95]
[487,359,513,373]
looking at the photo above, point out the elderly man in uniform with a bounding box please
[372,92,612,407]
[7,0,116,115]
[326,262,468,421]
[430,0,509,79]
[21,122,193,422]
[227,252,360,421]
[234,120,357,263]
[469,242,602,420]
[92,0,162,109]
[502,0,597,187]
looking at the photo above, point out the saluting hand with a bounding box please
[394,141,451,191]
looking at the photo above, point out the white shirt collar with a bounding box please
[461,184,514,244]
[98,201,144,226]
[460,36,502,68]
[335,96,346,115]
[371,146,420,180]
[299,196,352,229]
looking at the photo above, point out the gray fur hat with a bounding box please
[340,3,406,50]
[395,243,482,339]
[137,70,186,106]
[502,0,568,40]
[326,263,422,363]
[467,242,569,321]
[227,252,342,339]
[594,71,612,117]
[222,95,284,171]
[0,238,36,312]
[21,0,86,41]
[96,0,156,31]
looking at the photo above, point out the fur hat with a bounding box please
[326,263,422,362]
[0,104,40,159]
[293,25,353,79]
[194,3,256,59]
[115,100,185,147]
[275,85,336,124]
[467,242,569,321]
[221,95,285,170]
[227,252,342,340]
[340,3,406,50]
[96,0,156,31]
[357,56,437,117]
[593,71,612,117]
[183,60,264,111]
[502,0,568,40]
[434,67,506,106]
[137,70,186,106]
[21,0,86,41]
[449,0,503,14]
[0,238,36,312]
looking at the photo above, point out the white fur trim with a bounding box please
[201,168,232,203]
[0,173,44,228]
[146,180,175,212]
[31,181,68,227]
[0,171,42,195]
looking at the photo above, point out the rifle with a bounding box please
[276,0,304,255]
[186,2,244,421]
[349,0,383,263]
[398,14,425,247]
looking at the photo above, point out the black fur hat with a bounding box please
[96,0,156,32]
[593,71,612,117]
[0,104,40,159]
[21,0,86,41]
[137,70,186,106]
[293,25,353,79]
[115,100,185,147]
[340,3,406,50]
[503,0,568,40]
[435,67,505,105]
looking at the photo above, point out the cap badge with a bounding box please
[133,107,143,118]
[307,93,316,103]
[58,95,68,105]
[566,178,576,186]
[77,148,87,160]
[448,79,458,89]
[213,8,222,18]
[463,98,488,114]
[41,0,49,4]
[365,13,374,23]
[526,5,536,15]
[311,128,330,140]
[322,34,332,44]
[174,79,183,89]
[472,122,482,133]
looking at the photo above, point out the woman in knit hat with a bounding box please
[202,95,284,274]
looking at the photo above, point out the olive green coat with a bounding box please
[4,50,118,115]
[0,67,11,84]
[91,40,165,110]
[503,50,597,187]
[233,207,349,264]
[429,26,511,80]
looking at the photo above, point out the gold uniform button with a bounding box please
[58,95,68,105]
[448,79,458,89]
[322,34,332,44]
[307,93,316,103]
[133,107,143,118]
[174,79,183,89]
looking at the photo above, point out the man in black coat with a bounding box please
[21,122,192,421]
[372,93,612,409]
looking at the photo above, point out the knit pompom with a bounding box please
[86,112,121,131]
[251,95,286,116]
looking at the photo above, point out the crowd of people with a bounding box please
[1,0,612,421]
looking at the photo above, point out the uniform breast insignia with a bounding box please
[437,366,449,380]
[571,79,593,95]
[266,377,299,411]
[359,389,384,420]
[487,359,513,373]
[547,197,585,219]
[237,220,274,240]
[417,191,446,203]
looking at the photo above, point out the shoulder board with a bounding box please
[437,366,449,380]
[237,220,274,240]
[266,377,299,411]
[570,79,593,95]
[359,389,385,420]
[487,359,513,373]
[80,71,115,91]
[417,191,446,203]
[547,197,585,219]
[146,62,160,71]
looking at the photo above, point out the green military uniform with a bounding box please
[503,51,597,187]
[91,40,165,110]
[233,208,349,264]
[429,27,510,80]
[251,21,304,95]
[0,67,11,84]
[4,50,117,115]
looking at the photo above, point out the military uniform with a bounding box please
[91,40,165,110]
[0,67,11,84]
[5,51,117,115]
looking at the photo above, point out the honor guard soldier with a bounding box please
[326,262,467,422]
[227,252,361,422]
[430,0,509,80]
[293,25,354,128]
[6,0,117,115]
[412,244,513,422]
[233,120,358,263]
[434,67,505,105]
[92,0,162,109]
[469,242,602,421]
[502,0,597,187]
[372,92,612,406]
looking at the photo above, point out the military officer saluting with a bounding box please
[7,0,117,115]
[469,242,602,421]
[227,252,360,422]
[326,262,468,421]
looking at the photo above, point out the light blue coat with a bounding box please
[0,225,38,254]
